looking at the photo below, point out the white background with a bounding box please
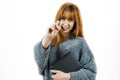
[0,0,120,80]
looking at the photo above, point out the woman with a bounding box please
[34,2,97,80]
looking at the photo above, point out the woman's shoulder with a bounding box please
[67,35,84,41]
[76,36,84,40]
[75,36,85,42]
[66,36,85,46]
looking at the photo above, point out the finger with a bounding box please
[48,23,60,36]
[55,21,61,31]
[48,24,55,33]
[60,20,64,26]
[50,70,59,74]
[56,21,60,26]
[50,23,58,31]
[54,25,59,30]
[51,75,54,79]
[48,28,52,33]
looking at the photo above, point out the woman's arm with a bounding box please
[34,21,62,75]
[34,40,51,75]
[70,38,97,80]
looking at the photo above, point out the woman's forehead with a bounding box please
[62,10,74,20]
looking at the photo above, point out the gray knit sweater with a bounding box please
[34,35,97,80]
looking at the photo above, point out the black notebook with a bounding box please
[50,52,82,73]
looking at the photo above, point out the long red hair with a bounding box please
[52,2,84,46]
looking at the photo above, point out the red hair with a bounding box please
[52,2,84,46]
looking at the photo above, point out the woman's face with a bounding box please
[60,19,74,34]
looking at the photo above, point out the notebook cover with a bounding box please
[50,52,82,73]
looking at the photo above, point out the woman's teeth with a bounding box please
[62,26,69,31]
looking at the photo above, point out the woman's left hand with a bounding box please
[50,70,70,80]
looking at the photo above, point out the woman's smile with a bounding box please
[62,25,70,31]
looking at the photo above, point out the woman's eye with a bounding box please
[62,18,65,20]
[69,18,73,21]
[61,18,65,21]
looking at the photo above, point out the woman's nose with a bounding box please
[64,19,69,25]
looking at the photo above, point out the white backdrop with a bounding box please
[0,0,120,80]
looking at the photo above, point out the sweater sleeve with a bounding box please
[70,38,97,80]
[33,41,51,75]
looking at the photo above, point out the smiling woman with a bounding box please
[33,2,97,80]
[1,0,120,80]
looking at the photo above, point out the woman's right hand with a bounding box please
[42,21,62,48]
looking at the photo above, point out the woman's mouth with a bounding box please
[61,26,69,31]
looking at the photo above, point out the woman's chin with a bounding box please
[63,30,69,34]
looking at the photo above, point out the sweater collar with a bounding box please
[66,34,74,40]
